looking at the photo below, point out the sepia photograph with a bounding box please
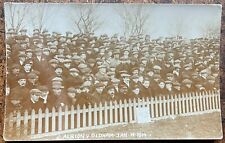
[3,3,223,140]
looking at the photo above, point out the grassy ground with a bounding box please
[35,112,223,140]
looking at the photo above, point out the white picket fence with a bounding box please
[5,90,220,139]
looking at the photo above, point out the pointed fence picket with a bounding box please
[6,90,221,139]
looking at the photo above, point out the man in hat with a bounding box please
[140,76,153,97]
[118,83,133,100]
[27,71,40,89]
[10,73,29,103]
[181,79,196,93]
[38,86,49,104]
[64,67,83,88]
[22,88,47,111]
[8,64,21,88]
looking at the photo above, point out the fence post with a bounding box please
[192,92,196,112]
[178,94,181,114]
[150,97,155,118]
[205,91,209,110]
[124,99,128,123]
[209,90,212,110]
[195,92,199,112]
[174,94,178,115]
[71,105,74,129]
[58,107,62,131]
[189,93,193,113]
[64,105,68,130]
[114,100,118,123]
[119,100,123,123]
[104,102,108,125]
[185,93,189,114]
[128,99,133,122]
[77,104,80,129]
[45,108,49,133]
[99,103,102,126]
[167,95,170,116]
[83,104,87,128]
[109,101,113,124]
[182,93,185,114]
[217,90,221,109]
[88,104,92,127]
[162,96,166,117]
[212,90,215,110]
[52,107,56,132]
[155,96,159,118]
[215,90,219,109]
[24,110,28,135]
[38,108,42,134]
[31,109,36,135]
[133,98,137,121]
[159,96,162,117]
[94,103,97,126]
[16,111,21,137]
[199,92,203,111]
[171,95,174,116]
[202,91,206,111]
[8,112,14,137]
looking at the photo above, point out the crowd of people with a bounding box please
[5,28,219,112]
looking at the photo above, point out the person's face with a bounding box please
[192,74,198,79]
[27,52,33,58]
[24,64,32,72]
[87,50,92,55]
[143,80,150,88]
[58,49,64,54]
[97,61,103,65]
[43,50,50,56]
[114,54,119,59]
[50,48,57,53]
[166,83,172,89]
[55,68,62,76]
[133,78,139,83]
[186,83,192,88]
[124,51,129,56]
[18,79,26,87]
[31,93,39,102]
[28,77,38,84]
[174,85,180,90]
[68,92,76,98]
[96,86,104,94]
[120,87,128,94]
[154,69,160,74]
[53,88,62,96]
[19,56,26,62]
[99,68,106,73]
[132,70,139,75]
[58,57,64,63]
[89,63,95,67]
[70,71,79,77]
[201,72,208,78]
[80,54,86,60]
[12,68,20,75]
[167,76,173,81]
[64,63,71,68]
[133,88,140,95]
[159,82,165,89]
[139,67,145,72]
[35,51,42,56]
[82,87,89,93]
[108,88,115,96]
[123,77,130,83]
[209,79,215,84]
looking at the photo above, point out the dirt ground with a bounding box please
[35,112,223,140]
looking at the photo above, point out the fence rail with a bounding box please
[4,90,221,139]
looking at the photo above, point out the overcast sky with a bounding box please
[4,3,222,39]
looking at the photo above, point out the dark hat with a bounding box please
[67,87,76,92]
[18,73,26,79]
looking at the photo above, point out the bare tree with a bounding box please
[5,2,29,32]
[71,4,103,34]
[117,4,150,37]
[201,22,220,38]
[29,4,59,33]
